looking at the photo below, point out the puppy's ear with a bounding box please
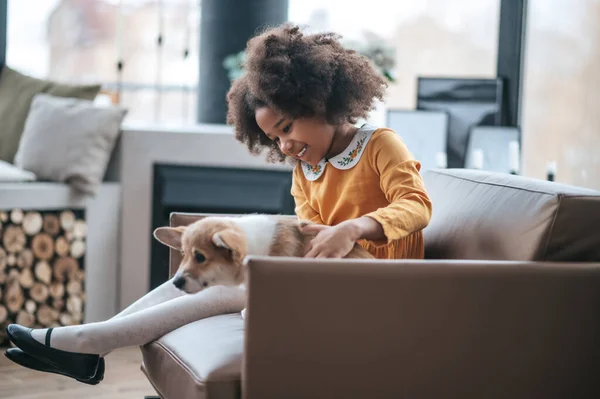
[153,226,186,250]
[212,229,245,262]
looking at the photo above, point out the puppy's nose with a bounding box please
[173,276,186,290]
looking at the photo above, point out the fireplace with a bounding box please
[150,163,295,289]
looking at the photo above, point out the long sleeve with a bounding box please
[365,130,432,243]
[291,166,325,224]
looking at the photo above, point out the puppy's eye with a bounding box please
[194,252,206,263]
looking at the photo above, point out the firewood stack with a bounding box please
[0,209,86,346]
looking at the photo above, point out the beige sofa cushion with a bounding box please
[0,65,101,163]
[141,313,244,399]
[14,93,127,195]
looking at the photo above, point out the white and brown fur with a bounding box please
[153,215,373,295]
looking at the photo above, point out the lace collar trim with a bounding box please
[301,124,377,181]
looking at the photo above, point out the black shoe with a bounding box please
[4,348,105,385]
[6,324,101,381]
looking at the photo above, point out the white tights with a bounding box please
[30,279,246,356]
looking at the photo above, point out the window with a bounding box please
[8,1,504,129]
[521,0,600,189]
[6,0,199,126]
[289,0,501,109]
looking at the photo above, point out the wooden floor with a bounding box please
[0,346,157,399]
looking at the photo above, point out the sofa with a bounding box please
[140,168,600,399]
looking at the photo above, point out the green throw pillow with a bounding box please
[0,65,101,163]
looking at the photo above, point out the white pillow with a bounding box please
[0,160,36,182]
[14,93,127,195]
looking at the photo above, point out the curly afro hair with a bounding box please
[226,24,387,163]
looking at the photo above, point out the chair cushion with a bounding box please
[422,169,600,261]
[141,313,244,399]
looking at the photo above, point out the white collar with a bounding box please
[301,124,377,181]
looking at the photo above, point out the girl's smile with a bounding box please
[254,106,357,166]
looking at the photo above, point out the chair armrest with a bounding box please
[243,257,600,399]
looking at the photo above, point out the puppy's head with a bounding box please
[153,217,247,293]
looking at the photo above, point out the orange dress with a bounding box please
[291,125,433,259]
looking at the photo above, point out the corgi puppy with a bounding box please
[153,214,373,294]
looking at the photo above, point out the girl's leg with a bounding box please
[110,277,185,319]
[28,285,246,355]
[30,277,185,356]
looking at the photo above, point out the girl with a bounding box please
[4,24,431,384]
[227,24,432,260]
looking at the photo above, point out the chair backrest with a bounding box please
[422,169,600,261]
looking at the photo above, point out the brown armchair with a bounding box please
[140,169,600,399]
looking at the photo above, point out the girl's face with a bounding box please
[255,106,335,166]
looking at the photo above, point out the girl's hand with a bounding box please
[301,222,361,258]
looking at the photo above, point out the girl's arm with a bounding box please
[362,129,433,244]
[302,130,432,258]
[337,215,385,242]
